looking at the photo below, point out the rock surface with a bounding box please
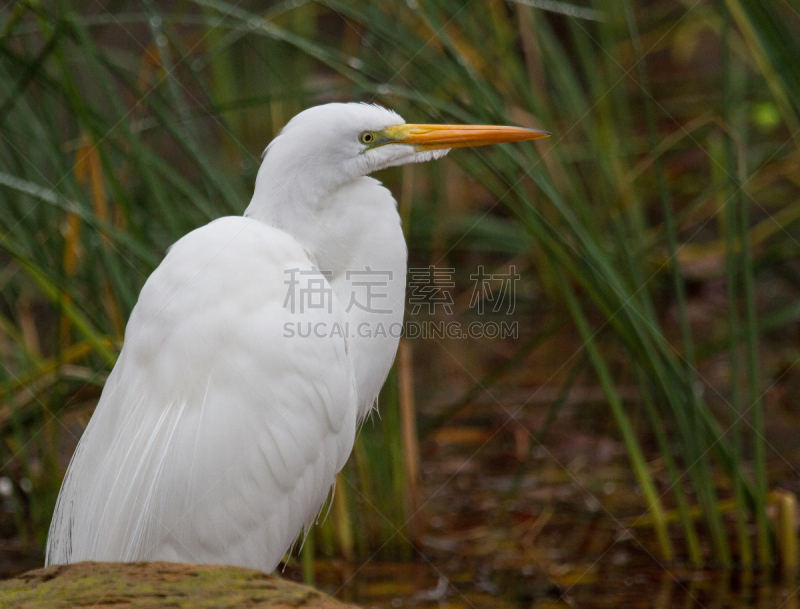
[0,561,360,608]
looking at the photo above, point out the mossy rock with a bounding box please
[0,561,360,608]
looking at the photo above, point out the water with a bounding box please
[297,560,800,608]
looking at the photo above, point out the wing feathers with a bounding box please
[47,218,358,572]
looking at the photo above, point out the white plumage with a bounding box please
[46,103,548,571]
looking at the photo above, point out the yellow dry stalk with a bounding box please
[137,42,165,92]
[102,284,125,340]
[76,133,110,240]
[59,212,82,352]
[403,8,492,83]
[70,133,124,342]
[659,198,800,280]
[774,490,798,574]
[0,340,96,402]
[16,297,41,357]
[627,498,740,528]
[397,340,421,547]
[339,17,362,58]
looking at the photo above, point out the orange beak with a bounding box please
[386,123,550,150]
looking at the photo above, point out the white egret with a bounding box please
[45,103,549,572]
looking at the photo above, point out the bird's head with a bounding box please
[254,103,550,200]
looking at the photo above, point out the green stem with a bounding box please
[635,366,702,565]
[301,530,314,585]
[738,132,771,566]
[721,6,753,567]
[554,266,673,562]
[623,0,730,566]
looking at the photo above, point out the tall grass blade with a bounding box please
[554,265,673,561]
[720,7,753,567]
[623,0,730,566]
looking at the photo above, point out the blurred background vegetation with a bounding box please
[2,0,800,606]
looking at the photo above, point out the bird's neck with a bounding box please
[246,173,407,419]
[246,153,331,244]
[245,164,400,280]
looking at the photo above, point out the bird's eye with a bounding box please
[360,132,375,145]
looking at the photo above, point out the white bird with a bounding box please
[45,103,548,572]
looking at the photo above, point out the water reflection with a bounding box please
[299,561,800,608]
